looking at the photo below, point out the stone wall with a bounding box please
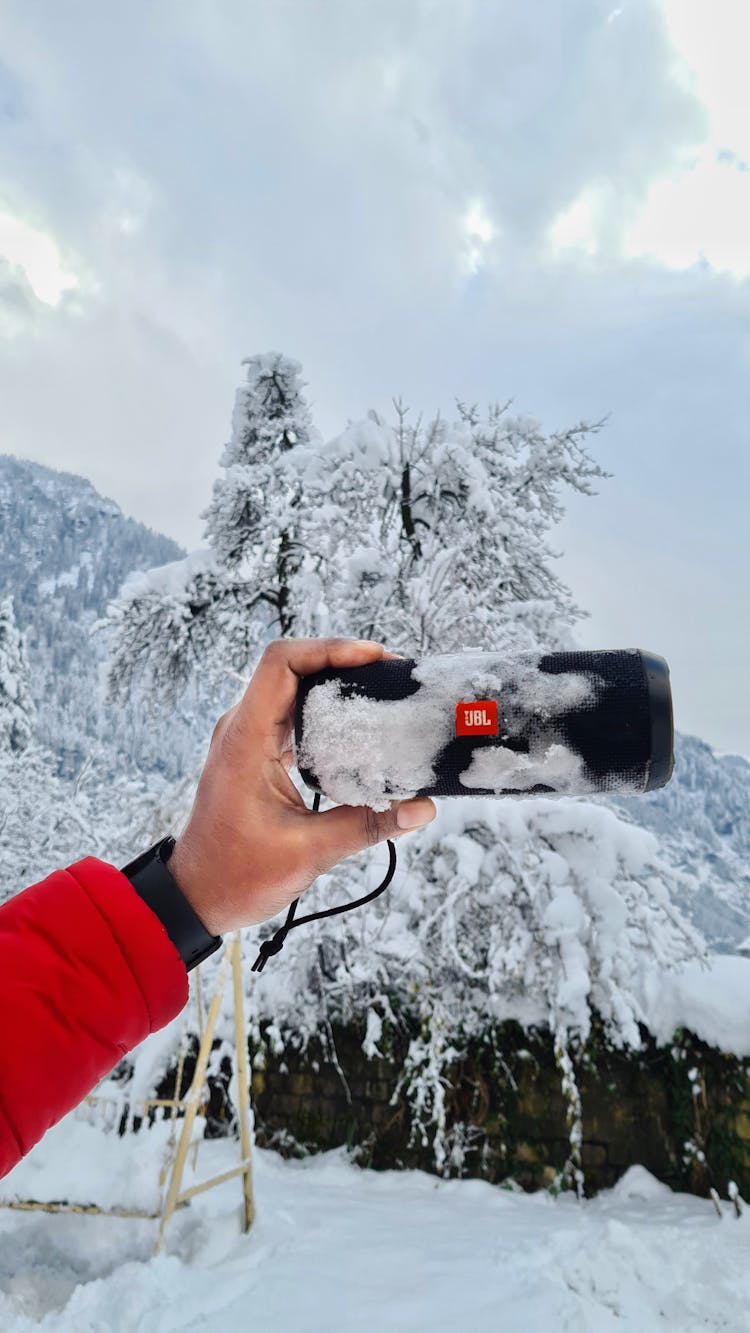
[249,1018,750,1198]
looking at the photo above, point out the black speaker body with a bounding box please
[294,650,673,810]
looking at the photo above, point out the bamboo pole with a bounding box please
[160,1032,189,1188]
[231,932,255,1232]
[154,948,232,1254]
[175,1159,253,1204]
[86,1094,195,1115]
[1,1200,161,1219]
[194,966,205,1044]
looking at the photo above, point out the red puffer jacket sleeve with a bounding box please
[0,857,189,1179]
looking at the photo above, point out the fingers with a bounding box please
[304,796,437,875]
[233,637,390,755]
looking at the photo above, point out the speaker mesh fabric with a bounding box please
[294,650,672,804]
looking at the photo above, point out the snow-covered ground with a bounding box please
[2,1120,749,1331]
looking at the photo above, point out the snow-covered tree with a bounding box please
[0,737,196,909]
[0,596,35,754]
[203,351,314,589]
[285,398,606,655]
[108,364,606,705]
[255,388,702,1185]
[0,746,80,901]
[108,353,317,706]
[109,354,703,1188]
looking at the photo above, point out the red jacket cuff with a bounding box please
[66,857,189,1029]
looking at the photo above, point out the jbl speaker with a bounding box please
[293,649,674,811]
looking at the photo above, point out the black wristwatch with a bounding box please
[120,836,223,971]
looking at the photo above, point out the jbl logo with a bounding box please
[456,700,499,736]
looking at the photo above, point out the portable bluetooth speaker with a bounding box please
[293,649,673,811]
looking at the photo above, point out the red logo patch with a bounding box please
[456,700,499,736]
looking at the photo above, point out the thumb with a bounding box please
[306,797,437,875]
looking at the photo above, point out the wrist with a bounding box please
[168,837,225,938]
[120,837,222,970]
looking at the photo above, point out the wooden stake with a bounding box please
[231,932,255,1232]
[175,1159,253,1204]
[1,1200,161,1219]
[194,966,205,1044]
[160,1031,189,1189]
[154,948,232,1254]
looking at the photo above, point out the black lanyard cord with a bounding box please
[251,793,398,973]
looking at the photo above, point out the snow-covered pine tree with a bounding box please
[203,352,314,603]
[0,595,35,754]
[107,353,317,707]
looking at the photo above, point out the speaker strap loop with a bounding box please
[251,793,398,973]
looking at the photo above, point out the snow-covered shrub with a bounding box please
[0,745,90,899]
[0,740,196,906]
[248,795,702,1182]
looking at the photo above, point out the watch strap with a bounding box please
[120,836,223,971]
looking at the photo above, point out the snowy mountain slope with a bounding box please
[0,454,196,778]
[613,734,750,951]
[0,454,182,628]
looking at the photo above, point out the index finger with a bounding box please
[235,637,392,755]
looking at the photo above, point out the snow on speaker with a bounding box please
[294,650,673,811]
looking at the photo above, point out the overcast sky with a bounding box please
[1,0,748,754]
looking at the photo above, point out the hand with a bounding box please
[168,637,437,935]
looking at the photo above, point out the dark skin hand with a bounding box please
[169,637,437,936]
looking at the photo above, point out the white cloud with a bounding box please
[461,200,496,275]
[624,149,750,274]
[627,0,750,276]
[547,190,600,259]
[546,150,750,277]
[0,210,78,306]
[546,1,750,276]
[108,168,154,237]
[661,0,750,163]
